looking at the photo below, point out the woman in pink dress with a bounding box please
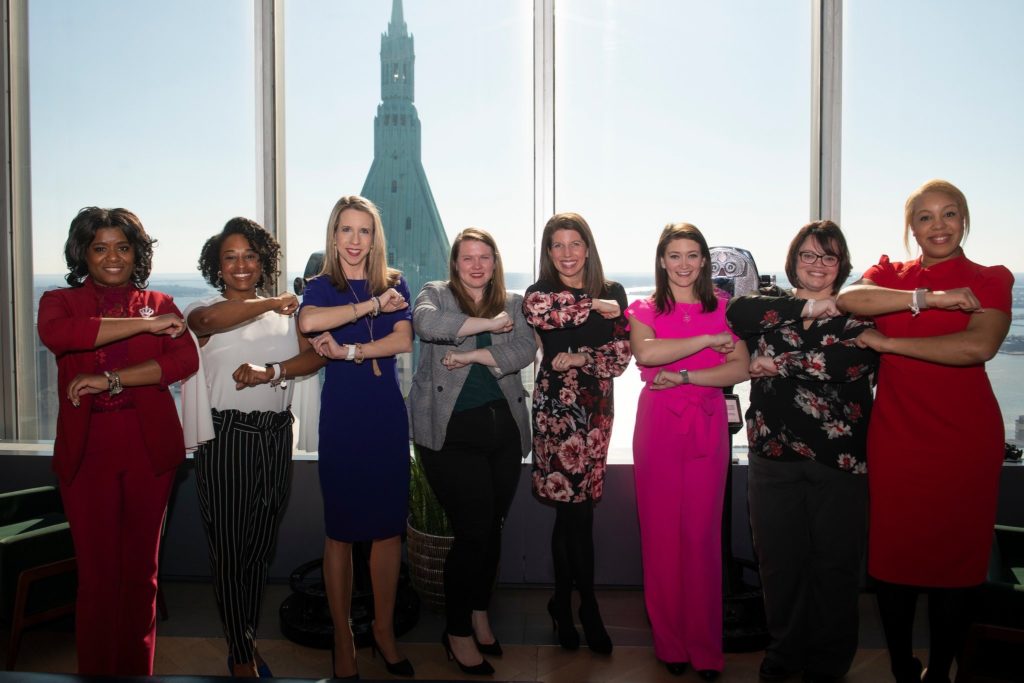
[626,223,749,680]
[838,179,1012,683]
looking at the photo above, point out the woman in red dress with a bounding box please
[38,207,198,676]
[837,179,1013,683]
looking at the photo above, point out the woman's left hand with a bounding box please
[708,332,736,354]
[233,362,273,389]
[551,351,586,372]
[311,332,345,358]
[649,369,684,390]
[592,299,621,319]
[66,373,110,406]
[748,355,780,378]
[377,288,409,313]
[442,350,471,370]
[854,328,888,352]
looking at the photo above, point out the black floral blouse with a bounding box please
[523,280,632,502]
[726,287,878,473]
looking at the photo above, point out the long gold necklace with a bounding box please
[350,281,382,377]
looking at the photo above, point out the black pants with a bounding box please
[748,455,868,677]
[418,400,522,636]
[194,408,293,663]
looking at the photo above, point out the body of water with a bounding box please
[31,272,1024,454]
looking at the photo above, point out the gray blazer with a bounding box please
[408,281,537,458]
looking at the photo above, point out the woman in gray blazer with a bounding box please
[409,228,537,675]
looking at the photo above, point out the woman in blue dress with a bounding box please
[298,195,413,679]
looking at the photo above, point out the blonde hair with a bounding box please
[903,179,970,252]
[319,195,400,294]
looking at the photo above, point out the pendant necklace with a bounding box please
[352,284,382,377]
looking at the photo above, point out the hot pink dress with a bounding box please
[626,291,736,671]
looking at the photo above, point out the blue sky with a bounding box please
[28,0,1024,277]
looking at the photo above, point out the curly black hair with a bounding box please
[64,207,155,288]
[197,217,281,293]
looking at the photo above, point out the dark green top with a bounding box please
[453,332,504,412]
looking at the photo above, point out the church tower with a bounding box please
[361,0,450,316]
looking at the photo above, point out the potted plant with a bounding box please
[406,447,453,611]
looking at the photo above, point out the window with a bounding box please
[556,0,812,459]
[842,0,1024,440]
[283,1,533,406]
[23,0,257,439]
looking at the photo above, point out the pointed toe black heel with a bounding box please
[473,634,503,657]
[547,597,580,650]
[369,636,415,677]
[441,632,495,676]
[665,661,689,676]
[578,600,613,654]
[330,644,360,680]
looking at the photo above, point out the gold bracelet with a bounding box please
[353,343,365,364]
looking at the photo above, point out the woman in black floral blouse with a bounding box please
[523,212,631,655]
[725,221,878,683]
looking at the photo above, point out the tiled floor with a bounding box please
[2,582,931,681]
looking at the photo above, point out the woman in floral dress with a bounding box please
[727,221,877,683]
[523,212,631,655]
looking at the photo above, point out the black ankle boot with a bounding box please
[578,600,612,654]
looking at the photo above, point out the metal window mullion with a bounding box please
[810,0,842,222]
[3,0,35,439]
[533,0,555,280]
[255,0,286,295]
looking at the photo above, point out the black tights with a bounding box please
[875,579,977,682]
[551,501,596,605]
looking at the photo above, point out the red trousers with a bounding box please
[59,409,175,676]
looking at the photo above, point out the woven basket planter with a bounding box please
[406,519,453,612]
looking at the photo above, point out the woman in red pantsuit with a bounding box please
[838,180,1013,683]
[37,207,198,676]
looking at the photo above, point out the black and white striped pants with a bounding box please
[194,408,293,663]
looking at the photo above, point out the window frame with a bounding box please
[0,0,843,442]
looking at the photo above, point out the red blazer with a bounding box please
[37,278,199,484]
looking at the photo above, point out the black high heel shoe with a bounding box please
[473,634,503,656]
[578,600,613,654]
[547,597,580,650]
[441,632,495,676]
[665,661,689,676]
[369,632,415,677]
[330,644,360,680]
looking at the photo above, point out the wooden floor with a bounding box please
[7,634,905,681]
[2,583,929,681]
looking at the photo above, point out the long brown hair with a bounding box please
[448,228,507,318]
[319,195,400,295]
[537,212,608,297]
[653,223,717,315]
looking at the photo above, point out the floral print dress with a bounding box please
[523,280,631,502]
[725,286,878,473]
